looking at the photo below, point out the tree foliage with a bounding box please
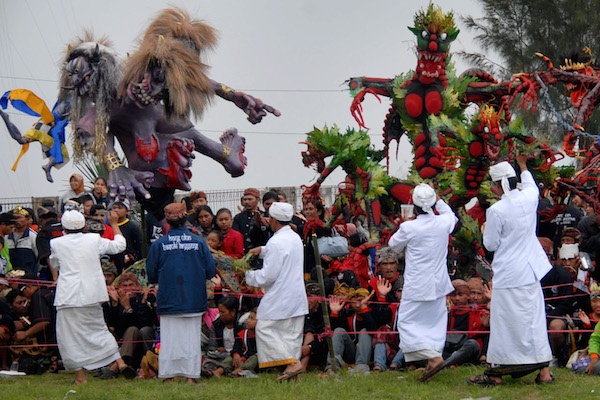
[459,0,600,146]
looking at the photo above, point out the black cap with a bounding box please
[0,212,17,225]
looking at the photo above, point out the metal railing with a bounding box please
[0,186,338,219]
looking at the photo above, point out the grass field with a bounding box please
[1,366,599,400]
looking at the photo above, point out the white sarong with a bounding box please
[487,282,552,365]
[397,296,447,362]
[56,305,121,371]
[159,313,202,379]
[256,316,304,368]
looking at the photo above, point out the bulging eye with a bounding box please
[421,30,428,39]
[440,32,448,41]
[483,127,490,133]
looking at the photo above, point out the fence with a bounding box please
[0,186,338,219]
[174,185,337,215]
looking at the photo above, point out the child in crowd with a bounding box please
[215,208,244,259]
[326,286,377,374]
[213,308,258,377]
[206,230,224,252]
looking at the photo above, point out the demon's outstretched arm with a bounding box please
[211,80,281,124]
[346,77,394,129]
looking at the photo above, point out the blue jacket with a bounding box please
[146,226,216,315]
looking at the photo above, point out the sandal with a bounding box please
[535,371,554,385]
[98,368,119,380]
[373,366,383,373]
[276,369,304,382]
[201,369,214,379]
[418,360,446,382]
[120,365,137,380]
[467,374,502,386]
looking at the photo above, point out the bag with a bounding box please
[317,234,349,258]
[444,333,469,353]
[567,349,590,372]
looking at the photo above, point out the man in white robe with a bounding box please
[246,202,308,382]
[388,183,457,382]
[51,210,134,385]
[468,155,554,386]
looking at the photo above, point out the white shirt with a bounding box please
[388,199,457,301]
[50,232,126,308]
[483,170,552,288]
[246,225,308,320]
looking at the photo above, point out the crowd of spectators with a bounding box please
[1,177,600,383]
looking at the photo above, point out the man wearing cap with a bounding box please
[146,202,216,384]
[50,209,134,384]
[5,207,38,276]
[468,155,554,386]
[35,205,63,280]
[246,202,308,382]
[388,183,457,382]
[111,200,142,274]
[233,188,270,253]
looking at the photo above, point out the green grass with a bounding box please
[1,367,599,400]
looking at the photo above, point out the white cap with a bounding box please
[489,161,517,196]
[61,210,86,230]
[412,183,436,215]
[269,202,294,222]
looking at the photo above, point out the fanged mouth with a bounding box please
[416,52,444,63]
[484,141,500,159]
[127,74,160,107]
[77,77,93,95]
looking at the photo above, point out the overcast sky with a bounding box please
[0,0,484,199]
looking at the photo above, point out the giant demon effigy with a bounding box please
[300,4,599,276]
[0,8,280,220]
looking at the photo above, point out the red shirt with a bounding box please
[221,229,245,259]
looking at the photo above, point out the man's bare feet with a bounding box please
[74,369,87,385]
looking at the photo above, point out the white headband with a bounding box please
[412,183,436,215]
[489,161,516,196]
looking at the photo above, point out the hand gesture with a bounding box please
[328,295,345,314]
[360,291,375,310]
[230,91,281,124]
[377,277,392,297]
[117,288,131,309]
[483,282,493,301]
[107,285,119,305]
[579,309,590,326]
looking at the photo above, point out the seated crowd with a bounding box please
[1,180,600,381]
